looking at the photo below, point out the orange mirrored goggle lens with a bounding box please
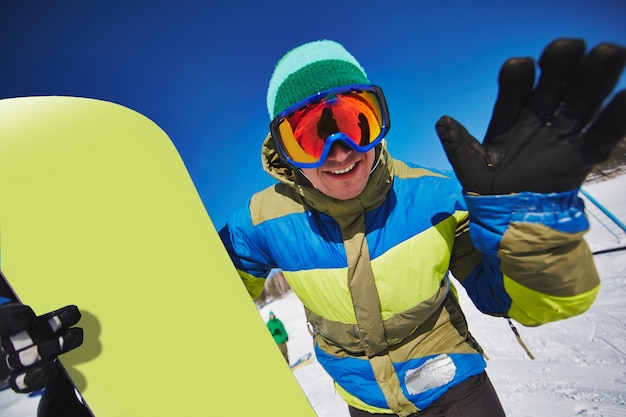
[272,86,389,167]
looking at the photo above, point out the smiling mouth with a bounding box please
[330,163,356,175]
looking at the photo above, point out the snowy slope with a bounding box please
[259,174,626,417]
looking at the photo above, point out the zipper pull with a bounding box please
[507,318,536,360]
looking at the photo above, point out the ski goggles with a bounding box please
[269,84,390,168]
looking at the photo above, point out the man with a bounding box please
[1,38,625,417]
[217,39,626,417]
[266,311,289,363]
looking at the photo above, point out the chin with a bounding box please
[329,184,368,200]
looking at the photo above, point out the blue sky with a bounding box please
[1,0,625,228]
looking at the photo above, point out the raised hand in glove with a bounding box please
[0,303,83,393]
[435,38,626,195]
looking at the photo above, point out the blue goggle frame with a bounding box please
[269,84,390,169]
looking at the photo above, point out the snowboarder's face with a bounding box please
[301,144,375,200]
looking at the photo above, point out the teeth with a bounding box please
[331,163,356,175]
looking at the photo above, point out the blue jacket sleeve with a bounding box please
[460,190,599,325]
[218,204,275,299]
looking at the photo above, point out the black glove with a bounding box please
[435,38,626,195]
[0,303,83,393]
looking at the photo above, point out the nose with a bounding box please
[326,141,353,161]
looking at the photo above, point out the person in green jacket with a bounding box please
[267,311,289,364]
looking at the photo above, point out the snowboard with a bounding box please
[0,96,317,417]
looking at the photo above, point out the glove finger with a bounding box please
[556,42,626,130]
[436,116,493,194]
[527,38,587,121]
[0,303,37,336]
[10,359,58,393]
[483,57,535,144]
[581,89,626,163]
[1,305,81,353]
[36,305,82,338]
[5,327,83,370]
[435,116,484,154]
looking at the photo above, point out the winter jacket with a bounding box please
[267,317,289,345]
[219,135,599,416]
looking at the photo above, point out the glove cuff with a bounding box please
[465,189,588,254]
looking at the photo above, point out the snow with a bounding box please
[259,174,626,417]
[1,176,625,416]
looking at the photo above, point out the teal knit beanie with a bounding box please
[266,40,370,120]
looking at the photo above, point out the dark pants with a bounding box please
[348,372,506,417]
[277,342,289,364]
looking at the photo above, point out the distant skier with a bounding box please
[267,311,289,364]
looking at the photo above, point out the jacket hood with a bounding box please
[261,133,299,185]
